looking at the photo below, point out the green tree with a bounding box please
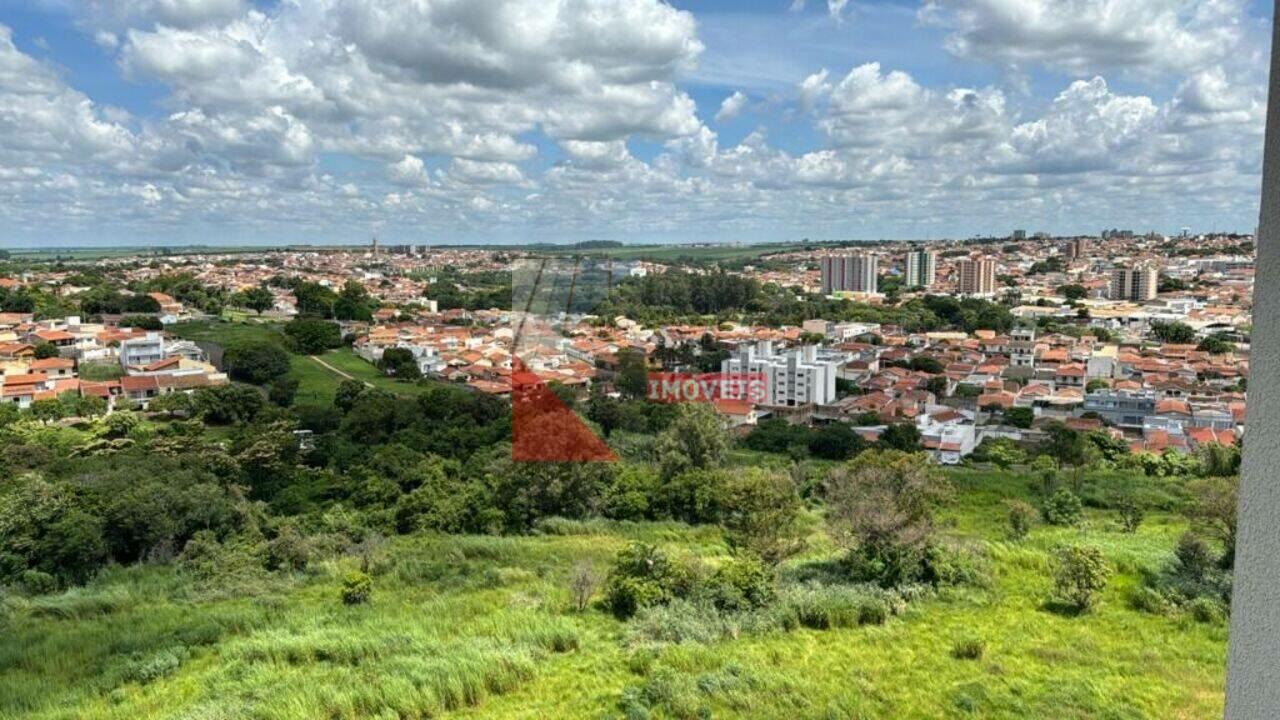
[223,342,290,385]
[193,384,265,424]
[1007,500,1036,540]
[1185,476,1238,568]
[333,379,366,413]
[292,281,338,318]
[1150,321,1196,344]
[615,348,649,400]
[268,378,299,407]
[807,422,867,461]
[1086,378,1110,393]
[378,347,421,380]
[720,468,806,565]
[1005,406,1034,429]
[334,280,375,321]
[824,450,951,586]
[585,386,623,437]
[654,403,729,481]
[924,376,948,397]
[602,542,695,619]
[1052,545,1111,611]
[1042,422,1090,467]
[1197,335,1235,354]
[981,438,1026,469]
[1057,284,1088,301]
[284,318,342,355]
[879,423,921,452]
[32,343,60,360]
[235,286,274,315]
[1117,497,1144,533]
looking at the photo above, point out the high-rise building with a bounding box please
[1065,238,1088,260]
[904,250,937,289]
[955,258,996,296]
[1011,230,1027,241]
[1109,265,1158,301]
[820,254,878,294]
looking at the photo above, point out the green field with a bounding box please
[0,469,1226,719]
[168,321,437,407]
[531,242,803,264]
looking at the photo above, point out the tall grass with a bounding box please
[0,469,1229,720]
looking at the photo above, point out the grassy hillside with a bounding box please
[168,321,441,409]
[0,468,1226,719]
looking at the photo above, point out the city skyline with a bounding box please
[0,0,1273,247]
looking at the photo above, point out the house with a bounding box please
[1,373,53,409]
[918,408,977,465]
[713,398,759,427]
[119,333,166,368]
[1083,389,1158,429]
[28,329,76,354]
[29,357,75,379]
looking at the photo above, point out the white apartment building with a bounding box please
[721,340,843,407]
[820,254,878,294]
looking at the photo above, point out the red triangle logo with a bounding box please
[511,358,617,462]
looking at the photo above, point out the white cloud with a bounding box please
[82,0,247,30]
[387,155,431,186]
[1003,77,1159,174]
[715,91,748,122]
[920,0,1248,76]
[0,0,1269,243]
[0,26,136,165]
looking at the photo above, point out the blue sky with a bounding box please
[0,0,1273,247]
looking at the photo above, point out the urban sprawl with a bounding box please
[0,230,1251,463]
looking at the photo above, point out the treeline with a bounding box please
[594,270,763,323]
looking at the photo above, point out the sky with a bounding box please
[0,0,1273,248]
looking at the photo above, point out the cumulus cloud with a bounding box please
[82,0,247,31]
[715,91,748,122]
[920,0,1247,76]
[0,0,1269,243]
[387,155,430,186]
[0,26,136,165]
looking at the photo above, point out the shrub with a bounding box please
[1117,498,1144,534]
[825,450,951,588]
[341,570,373,605]
[951,637,985,660]
[123,647,186,684]
[603,543,696,619]
[1188,597,1226,624]
[1006,500,1036,541]
[1052,545,1111,611]
[719,469,806,566]
[774,584,895,631]
[1131,586,1177,616]
[627,600,730,645]
[265,524,312,572]
[18,569,58,595]
[703,556,775,613]
[1042,488,1083,526]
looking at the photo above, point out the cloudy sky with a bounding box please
[0,0,1273,247]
